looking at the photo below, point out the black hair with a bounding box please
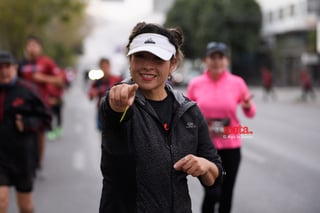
[126,22,184,67]
[99,57,110,67]
[26,35,43,46]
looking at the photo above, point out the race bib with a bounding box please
[207,118,230,138]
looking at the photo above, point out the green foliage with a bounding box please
[164,0,262,61]
[0,0,88,67]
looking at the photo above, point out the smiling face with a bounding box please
[129,51,176,100]
[205,52,228,74]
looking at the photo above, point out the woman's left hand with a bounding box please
[173,154,211,177]
[241,93,253,110]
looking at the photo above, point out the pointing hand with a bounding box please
[109,83,139,112]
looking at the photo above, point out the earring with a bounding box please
[168,74,172,80]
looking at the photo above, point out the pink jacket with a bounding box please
[187,70,256,149]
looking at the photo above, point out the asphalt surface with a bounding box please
[8,77,320,213]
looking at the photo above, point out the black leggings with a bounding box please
[202,148,241,213]
[51,103,63,127]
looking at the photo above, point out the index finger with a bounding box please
[128,83,139,93]
[126,83,139,106]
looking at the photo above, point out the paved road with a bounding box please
[8,78,320,213]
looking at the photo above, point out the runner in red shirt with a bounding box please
[300,69,316,101]
[18,35,64,173]
[88,58,122,131]
[261,66,276,101]
[46,69,69,140]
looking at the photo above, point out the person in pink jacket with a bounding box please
[187,41,256,213]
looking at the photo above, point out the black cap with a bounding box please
[0,51,16,64]
[206,42,228,56]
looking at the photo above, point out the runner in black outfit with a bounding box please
[0,51,51,213]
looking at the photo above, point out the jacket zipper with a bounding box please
[145,97,195,212]
[0,89,5,121]
[166,133,175,213]
[159,121,174,213]
[154,114,175,212]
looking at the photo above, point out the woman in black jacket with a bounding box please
[99,22,223,213]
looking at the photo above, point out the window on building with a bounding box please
[268,11,273,23]
[300,1,307,15]
[279,8,284,20]
[289,4,295,16]
[307,0,320,15]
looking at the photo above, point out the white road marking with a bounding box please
[74,124,83,133]
[73,151,86,171]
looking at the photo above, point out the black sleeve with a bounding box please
[10,84,51,133]
[99,92,136,213]
[19,86,52,132]
[99,92,135,154]
[195,106,224,187]
[99,93,132,128]
[98,80,136,127]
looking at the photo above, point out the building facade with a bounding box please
[258,0,320,86]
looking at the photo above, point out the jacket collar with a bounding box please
[125,79,187,106]
[123,79,196,129]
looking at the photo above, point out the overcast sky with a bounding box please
[86,0,153,22]
[81,0,299,73]
[80,0,164,74]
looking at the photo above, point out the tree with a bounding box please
[164,0,262,76]
[0,0,89,66]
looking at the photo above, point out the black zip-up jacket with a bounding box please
[99,83,223,213]
[0,78,51,173]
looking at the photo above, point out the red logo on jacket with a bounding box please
[12,98,24,107]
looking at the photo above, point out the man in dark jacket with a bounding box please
[0,51,51,213]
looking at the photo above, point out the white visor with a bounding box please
[127,33,176,61]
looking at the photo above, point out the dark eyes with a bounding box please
[133,53,165,64]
